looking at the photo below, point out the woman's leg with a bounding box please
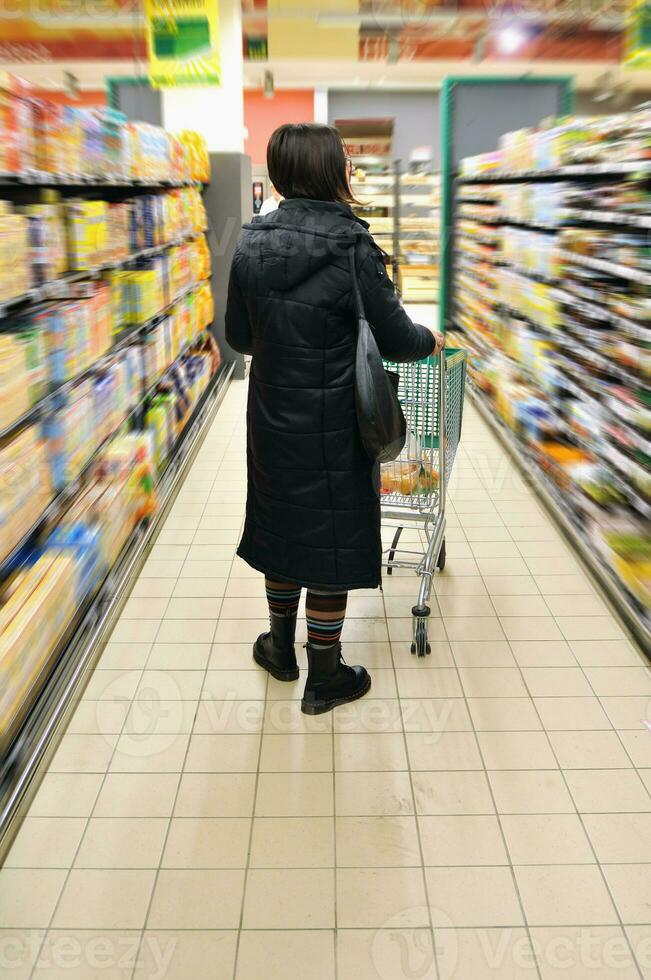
[305,589,348,649]
[265,578,302,619]
[252,577,301,681]
[302,588,370,715]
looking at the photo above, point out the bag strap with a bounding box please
[348,241,366,323]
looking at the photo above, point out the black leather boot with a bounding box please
[253,613,299,681]
[301,643,371,715]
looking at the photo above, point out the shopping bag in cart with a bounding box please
[380,429,440,498]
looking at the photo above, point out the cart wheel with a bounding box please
[436,538,446,571]
[410,620,431,658]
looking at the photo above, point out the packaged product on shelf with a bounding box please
[179,130,211,183]
[143,321,169,386]
[0,551,78,745]
[22,195,67,284]
[0,425,53,563]
[31,99,65,176]
[0,333,36,431]
[0,202,32,303]
[145,396,175,470]
[0,73,35,176]
[66,199,109,271]
[43,379,95,490]
[47,521,103,601]
[124,269,164,325]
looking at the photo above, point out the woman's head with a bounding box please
[267,123,356,204]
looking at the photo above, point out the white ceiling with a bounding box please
[4,56,651,96]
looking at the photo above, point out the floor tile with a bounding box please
[337,929,436,980]
[425,866,524,927]
[33,929,141,979]
[435,926,537,979]
[52,869,156,928]
[547,731,632,769]
[236,930,335,980]
[534,697,610,731]
[419,814,507,865]
[336,816,421,867]
[335,771,414,816]
[337,868,428,928]
[243,869,334,928]
[451,641,516,668]
[514,866,618,926]
[565,769,651,814]
[174,773,256,817]
[520,668,593,699]
[137,931,238,980]
[74,817,168,869]
[604,865,651,923]
[468,698,542,731]
[531,925,640,980]
[334,733,408,772]
[582,813,651,863]
[489,771,575,814]
[93,773,180,817]
[28,773,104,818]
[478,731,558,770]
[249,817,334,868]
[501,813,594,865]
[260,733,332,772]
[161,818,251,868]
[148,870,245,929]
[184,734,261,772]
[256,773,334,817]
[458,668,527,698]
[0,869,66,926]
[406,732,483,771]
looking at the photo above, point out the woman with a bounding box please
[226,123,444,716]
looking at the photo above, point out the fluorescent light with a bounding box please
[496,25,527,54]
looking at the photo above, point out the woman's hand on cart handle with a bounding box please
[427,329,446,355]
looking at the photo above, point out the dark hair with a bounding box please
[267,123,358,205]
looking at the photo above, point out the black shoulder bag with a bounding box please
[350,243,407,463]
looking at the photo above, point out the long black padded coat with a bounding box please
[225,198,435,591]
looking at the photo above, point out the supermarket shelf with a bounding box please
[0,278,205,444]
[0,321,208,580]
[561,250,651,285]
[466,383,651,658]
[0,359,234,859]
[0,171,196,188]
[457,161,651,183]
[564,208,651,229]
[0,231,202,319]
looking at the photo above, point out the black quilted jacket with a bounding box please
[225,198,434,590]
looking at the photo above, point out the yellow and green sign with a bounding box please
[145,0,220,86]
[624,0,651,67]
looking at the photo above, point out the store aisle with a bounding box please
[1,378,650,980]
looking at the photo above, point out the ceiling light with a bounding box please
[496,25,526,55]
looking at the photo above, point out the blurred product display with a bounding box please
[0,72,210,184]
[451,109,651,644]
[352,167,440,303]
[0,79,226,760]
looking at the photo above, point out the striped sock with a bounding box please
[306,590,348,650]
[265,578,301,618]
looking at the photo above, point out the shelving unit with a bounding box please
[449,140,651,652]
[0,149,234,849]
[352,166,440,303]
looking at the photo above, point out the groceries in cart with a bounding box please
[380,461,439,496]
[380,430,439,497]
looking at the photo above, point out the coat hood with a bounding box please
[240,198,370,292]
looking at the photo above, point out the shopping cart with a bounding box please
[381,348,467,656]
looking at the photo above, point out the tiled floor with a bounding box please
[1,378,650,980]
